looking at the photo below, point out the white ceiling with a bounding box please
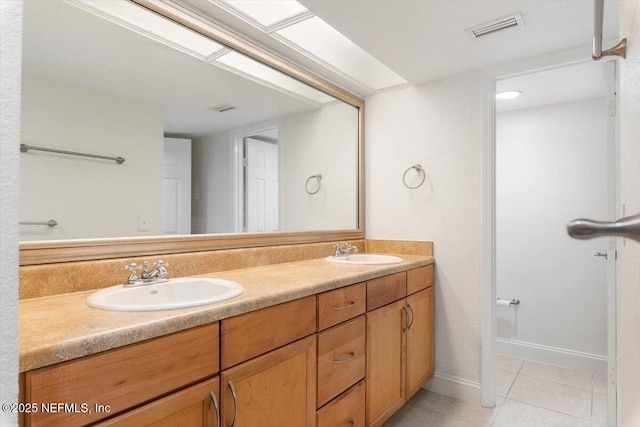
[182,0,619,96]
[299,0,619,87]
[23,0,621,136]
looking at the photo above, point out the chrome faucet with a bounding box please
[123,260,169,287]
[333,242,359,257]
[142,260,169,280]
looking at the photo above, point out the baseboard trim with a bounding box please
[424,372,482,405]
[497,337,607,374]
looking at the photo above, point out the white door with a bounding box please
[163,137,191,235]
[245,137,278,232]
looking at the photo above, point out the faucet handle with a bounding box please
[155,260,169,279]
[124,263,141,282]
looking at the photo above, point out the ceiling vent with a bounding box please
[209,104,236,113]
[465,13,524,39]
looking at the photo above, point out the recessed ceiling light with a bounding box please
[496,90,523,100]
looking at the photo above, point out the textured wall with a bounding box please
[0,1,21,424]
[366,72,484,384]
[617,0,640,424]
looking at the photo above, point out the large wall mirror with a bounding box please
[19,0,364,264]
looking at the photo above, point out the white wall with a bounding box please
[366,72,484,386]
[280,102,359,231]
[192,130,232,234]
[496,98,608,371]
[617,1,640,424]
[0,1,21,424]
[193,103,359,234]
[20,75,164,240]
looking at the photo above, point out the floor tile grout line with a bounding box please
[501,396,595,422]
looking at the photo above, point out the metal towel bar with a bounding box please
[20,143,125,164]
[592,0,627,60]
[20,220,58,227]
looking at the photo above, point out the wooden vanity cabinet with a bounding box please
[366,266,434,427]
[20,263,434,427]
[22,323,220,427]
[219,296,318,427]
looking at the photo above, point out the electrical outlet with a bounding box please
[138,214,150,232]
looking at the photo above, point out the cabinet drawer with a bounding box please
[317,283,366,331]
[407,264,434,294]
[366,272,407,311]
[317,316,365,407]
[23,323,219,427]
[221,296,316,368]
[317,380,365,427]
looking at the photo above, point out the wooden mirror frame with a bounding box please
[19,0,365,266]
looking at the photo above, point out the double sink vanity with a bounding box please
[17,2,434,426]
[19,249,435,427]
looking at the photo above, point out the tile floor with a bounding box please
[385,355,609,427]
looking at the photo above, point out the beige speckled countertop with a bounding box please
[19,254,434,373]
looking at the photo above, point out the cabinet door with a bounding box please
[406,287,435,398]
[221,335,316,427]
[96,377,220,427]
[366,299,407,427]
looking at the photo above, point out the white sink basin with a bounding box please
[324,254,404,265]
[86,277,244,312]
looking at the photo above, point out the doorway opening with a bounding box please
[236,127,280,233]
[484,58,619,426]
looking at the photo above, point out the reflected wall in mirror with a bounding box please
[20,0,360,243]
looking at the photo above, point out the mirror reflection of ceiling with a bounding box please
[20,0,360,242]
[22,0,337,139]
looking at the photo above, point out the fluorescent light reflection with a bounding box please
[275,16,406,91]
[215,51,335,105]
[496,90,523,100]
[218,0,309,28]
[70,0,226,58]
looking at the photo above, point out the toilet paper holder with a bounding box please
[496,297,521,306]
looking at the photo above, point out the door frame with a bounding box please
[480,50,620,425]
[229,121,281,233]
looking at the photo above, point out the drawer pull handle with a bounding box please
[333,351,356,364]
[229,380,238,427]
[209,391,221,427]
[334,301,356,310]
[349,420,355,427]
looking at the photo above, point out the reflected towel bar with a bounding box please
[592,0,627,60]
[305,174,322,195]
[20,143,125,164]
[403,164,426,189]
[20,220,58,227]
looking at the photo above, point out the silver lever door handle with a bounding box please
[567,214,640,242]
[594,252,608,259]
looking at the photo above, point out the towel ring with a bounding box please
[402,164,425,189]
[305,174,322,195]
